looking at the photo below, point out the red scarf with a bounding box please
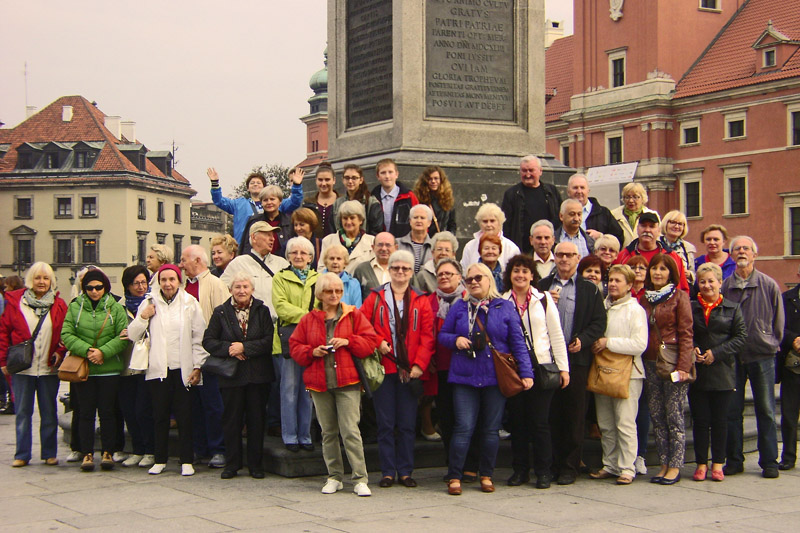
[511,289,532,317]
[698,294,723,325]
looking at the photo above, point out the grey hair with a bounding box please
[567,173,589,188]
[338,199,366,221]
[260,185,284,201]
[431,231,459,252]
[183,245,209,267]
[150,244,173,265]
[530,219,554,236]
[388,250,415,268]
[463,263,501,300]
[24,262,57,291]
[314,272,344,300]
[322,243,350,266]
[696,262,723,283]
[285,236,315,260]
[410,203,433,222]
[475,202,506,225]
[227,271,255,290]
[520,154,542,168]
[729,235,758,254]
[560,198,582,216]
[435,257,462,276]
[593,234,620,252]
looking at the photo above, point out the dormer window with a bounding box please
[18,152,33,169]
[44,152,59,169]
[15,142,43,170]
[764,48,776,68]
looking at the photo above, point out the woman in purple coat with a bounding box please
[438,263,533,495]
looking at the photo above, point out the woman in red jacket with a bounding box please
[360,250,435,488]
[290,273,379,496]
[0,262,67,467]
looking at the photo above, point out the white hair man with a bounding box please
[530,220,556,280]
[720,236,784,479]
[554,199,595,259]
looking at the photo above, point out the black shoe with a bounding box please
[300,443,314,452]
[506,471,530,486]
[778,461,795,471]
[285,444,300,453]
[649,476,663,484]
[399,476,417,487]
[535,474,552,489]
[221,469,237,479]
[556,471,577,485]
[249,469,265,479]
[660,472,681,485]
[0,401,14,415]
[379,476,394,488]
[762,467,779,479]
[722,463,743,476]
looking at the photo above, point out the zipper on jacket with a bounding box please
[413,308,418,330]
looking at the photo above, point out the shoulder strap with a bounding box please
[92,311,111,348]
[248,252,275,277]
[308,284,316,312]
[429,203,441,233]
[249,199,259,215]
[474,314,495,350]
[29,310,50,343]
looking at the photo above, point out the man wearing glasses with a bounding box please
[538,242,606,485]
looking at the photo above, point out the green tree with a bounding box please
[232,164,292,199]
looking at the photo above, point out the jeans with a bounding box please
[373,373,419,478]
[508,386,556,477]
[780,368,800,465]
[191,371,225,456]
[436,371,455,459]
[689,388,732,465]
[220,383,269,471]
[274,356,312,445]
[447,384,506,479]
[727,357,779,469]
[75,375,120,455]
[266,358,281,429]
[13,374,60,461]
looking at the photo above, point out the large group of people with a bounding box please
[0,155,795,499]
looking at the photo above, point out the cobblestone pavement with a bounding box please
[1,397,799,532]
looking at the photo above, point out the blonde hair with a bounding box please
[322,244,350,267]
[660,210,688,239]
[621,182,648,204]
[24,262,57,291]
[475,202,506,225]
[463,263,501,300]
[608,264,635,285]
[210,234,238,256]
[696,262,723,283]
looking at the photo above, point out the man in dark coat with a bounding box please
[779,264,800,470]
[566,174,624,245]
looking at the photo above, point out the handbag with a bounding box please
[586,348,633,399]
[202,355,238,379]
[6,311,49,374]
[128,331,150,371]
[651,310,696,383]
[519,299,560,391]
[785,349,800,375]
[349,305,385,397]
[59,310,110,382]
[476,315,524,398]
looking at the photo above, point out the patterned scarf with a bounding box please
[23,289,55,316]
[698,294,723,325]
[661,237,682,253]
[339,229,363,252]
[291,266,310,282]
[435,283,465,320]
[644,283,676,306]
[232,296,252,338]
[511,288,532,317]
[467,295,490,333]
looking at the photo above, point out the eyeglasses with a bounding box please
[131,280,149,287]
[342,176,361,181]
[436,271,458,279]
[288,250,310,256]
[85,285,105,292]
[555,252,578,259]
[631,265,648,272]
[667,220,685,227]
[623,195,642,201]
[390,266,412,273]
[596,246,617,253]
[375,243,394,248]
[465,275,484,284]
[322,289,344,296]
[732,245,753,252]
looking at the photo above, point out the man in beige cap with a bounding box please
[221,221,289,321]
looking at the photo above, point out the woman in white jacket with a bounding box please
[127,264,208,477]
[589,264,648,485]
[502,255,569,489]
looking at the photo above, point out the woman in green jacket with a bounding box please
[61,269,128,472]
[272,237,318,451]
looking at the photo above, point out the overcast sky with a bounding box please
[1,1,573,202]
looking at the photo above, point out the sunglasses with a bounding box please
[465,275,484,284]
[390,266,412,273]
[85,285,105,292]
[322,289,344,296]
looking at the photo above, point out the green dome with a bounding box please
[309,47,328,93]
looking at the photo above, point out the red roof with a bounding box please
[0,95,192,189]
[544,35,575,122]
[675,0,800,98]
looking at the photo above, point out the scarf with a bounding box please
[623,207,643,231]
[291,266,310,282]
[339,229,363,252]
[698,294,723,325]
[124,293,146,314]
[232,296,252,338]
[23,289,55,316]
[661,237,682,253]
[435,283,465,320]
[467,295,491,334]
[511,288,532,317]
[391,288,412,371]
[644,283,676,306]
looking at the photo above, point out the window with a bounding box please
[724,111,746,140]
[561,145,570,167]
[137,232,148,265]
[15,197,32,219]
[16,239,32,266]
[74,151,95,169]
[56,197,72,218]
[191,236,201,245]
[56,239,73,264]
[157,200,165,222]
[17,152,33,169]
[173,235,183,256]
[680,120,700,146]
[82,239,98,263]
[607,136,623,164]
[764,48,776,68]
[156,233,167,245]
[311,139,319,152]
[728,176,747,215]
[81,196,97,217]
[792,207,800,256]
[607,49,627,88]
[44,152,59,169]
[684,181,701,218]
[700,0,719,9]
[138,198,146,220]
[174,203,182,224]
[788,105,800,146]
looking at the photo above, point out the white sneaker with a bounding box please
[138,454,155,468]
[112,452,128,463]
[634,456,647,475]
[181,463,195,476]
[66,451,82,463]
[422,431,442,442]
[498,429,511,440]
[321,479,343,494]
[149,463,166,475]
[122,454,143,467]
[354,482,371,497]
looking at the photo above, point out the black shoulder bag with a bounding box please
[7,310,50,374]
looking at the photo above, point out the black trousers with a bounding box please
[149,370,193,464]
[70,382,81,452]
[780,369,800,465]
[220,383,270,471]
[75,375,120,455]
[689,388,732,465]
[509,386,556,476]
[550,364,590,476]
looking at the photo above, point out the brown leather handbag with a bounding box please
[476,316,524,398]
[587,349,633,399]
[59,311,109,382]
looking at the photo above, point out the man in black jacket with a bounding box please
[370,158,419,238]
[538,241,607,485]
[502,155,561,255]
[780,264,800,470]
[566,174,624,246]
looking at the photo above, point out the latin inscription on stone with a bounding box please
[426,0,515,121]
[346,0,393,128]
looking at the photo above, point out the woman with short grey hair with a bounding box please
[460,203,521,271]
[320,200,375,275]
[397,205,433,275]
[413,231,459,293]
[321,244,362,306]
